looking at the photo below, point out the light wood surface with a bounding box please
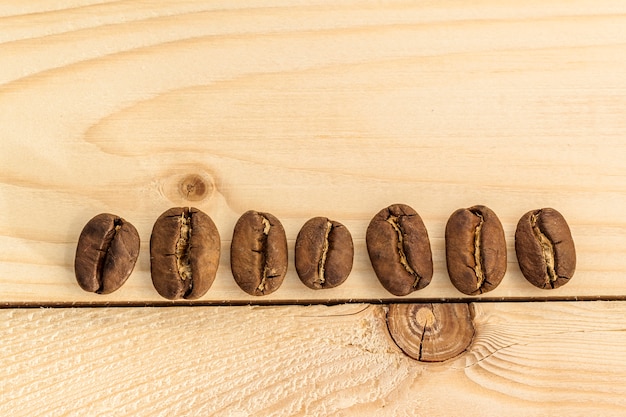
[1,2,626,414]
[1,0,626,304]
[2,302,626,416]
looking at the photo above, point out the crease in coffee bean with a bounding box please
[94,217,122,294]
[256,215,272,294]
[531,211,558,288]
[469,209,486,292]
[316,220,333,287]
[385,214,423,289]
[175,210,193,290]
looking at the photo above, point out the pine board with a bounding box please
[2,302,626,416]
[1,1,626,304]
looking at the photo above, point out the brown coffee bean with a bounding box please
[295,217,353,289]
[515,208,576,289]
[150,207,221,300]
[366,204,433,296]
[74,213,140,294]
[231,210,288,296]
[445,205,507,295]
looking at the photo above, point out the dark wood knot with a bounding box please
[387,303,475,362]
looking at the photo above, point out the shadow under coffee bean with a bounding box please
[445,205,507,295]
[231,210,288,296]
[515,208,576,289]
[150,207,221,300]
[74,213,140,294]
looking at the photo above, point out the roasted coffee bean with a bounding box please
[295,217,353,289]
[515,208,576,289]
[445,205,507,295]
[230,210,288,296]
[150,207,220,300]
[74,213,140,294]
[366,204,433,296]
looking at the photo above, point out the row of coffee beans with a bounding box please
[74,204,575,299]
[368,204,576,296]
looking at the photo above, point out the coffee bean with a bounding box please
[515,208,576,289]
[366,204,433,296]
[445,205,507,295]
[295,217,353,289]
[74,213,140,294]
[150,207,221,300]
[230,210,288,296]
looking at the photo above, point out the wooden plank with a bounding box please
[2,302,626,415]
[1,0,626,304]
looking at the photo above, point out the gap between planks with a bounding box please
[5,295,626,309]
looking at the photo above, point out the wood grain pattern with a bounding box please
[2,302,626,416]
[1,1,626,304]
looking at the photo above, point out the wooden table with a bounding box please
[2,1,626,415]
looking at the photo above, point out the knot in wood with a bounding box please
[415,306,435,328]
[387,303,474,362]
[178,174,212,202]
